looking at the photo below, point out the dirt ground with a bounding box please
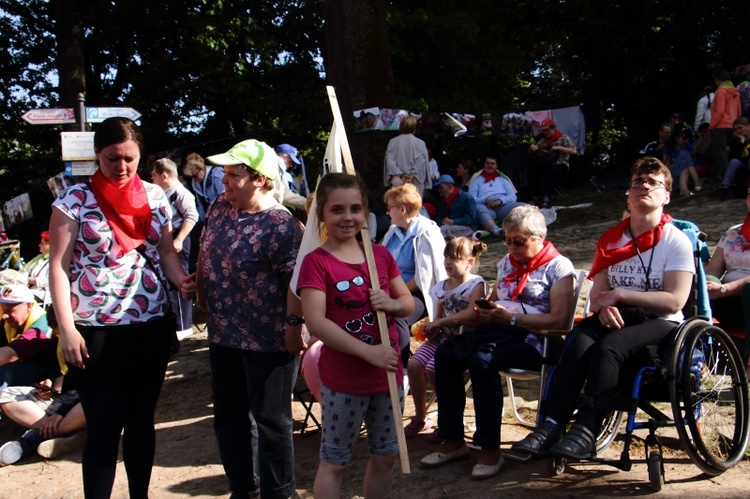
[1,183,749,498]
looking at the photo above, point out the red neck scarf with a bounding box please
[443,186,459,210]
[89,169,153,254]
[740,213,750,250]
[544,130,563,148]
[481,170,500,183]
[504,240,560,301]
[588,213,673,279]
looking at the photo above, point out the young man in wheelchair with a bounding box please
[513,157,695,460]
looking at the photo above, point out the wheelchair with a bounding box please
[539,316,749,490]
[534,223,750,490]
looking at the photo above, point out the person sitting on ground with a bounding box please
[640,122,672,158]
[384,115,432,197]
[24,231,50,306]
[0,380,86,465]
[512,157,694,460]
[0,284,57,391]
[468,155,526,237]
[422,205,575,479]
[382,184,446,366]
[718,117,750,200]
[692,123,713,177]
[704,178,750,376]
[662,125,703,196]
[404,237,487,439]
[527,119,577,208]
[0,305,86,466]
[669,111,693,132]
[435,175,478,239]
[455,159,479,191]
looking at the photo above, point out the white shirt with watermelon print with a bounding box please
[52,181,172,326]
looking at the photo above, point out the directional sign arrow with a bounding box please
[86,107,142,123]
[22,108,76,125]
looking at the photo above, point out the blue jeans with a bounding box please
[209,344,299,498]
[475,202,527,226]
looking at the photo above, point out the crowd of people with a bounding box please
[0,101,749,499]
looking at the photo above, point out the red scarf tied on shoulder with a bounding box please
[544,130,563,148]
[89,169,153,254]
[588,213,673,279]
[504,240,560,301]
[442,185,459,210]
[740,213,750,250]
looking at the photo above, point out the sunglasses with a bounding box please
[503,236,532,247]
[336,276,365,292]
[345,312,376,333]
[629,178,665,189]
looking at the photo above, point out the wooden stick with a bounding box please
[326,86,411,474]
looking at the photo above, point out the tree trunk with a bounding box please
[54,0,86,130]
[325,0,395,196]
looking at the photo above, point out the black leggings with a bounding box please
[67,318,172,499]
[546,319,677,431]
[79,382,164,499]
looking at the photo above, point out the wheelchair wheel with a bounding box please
[669,321,750,475]
[596,410,624,453]
[547,456,567,476]
[647,450,664,491]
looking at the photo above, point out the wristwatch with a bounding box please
[285,314,305,326]
[720,285,727,295]
[510,314,517,326]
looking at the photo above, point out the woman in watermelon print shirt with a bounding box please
[48,117,196,499]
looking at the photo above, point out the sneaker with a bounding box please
[472,230,491,241]
[0,429,43,466]
[176,328,194,340]
[37,431,87,459]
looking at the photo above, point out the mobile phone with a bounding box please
[474,299,493,309]
[33,383,60,396]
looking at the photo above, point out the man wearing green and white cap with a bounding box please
[199,139,305,499]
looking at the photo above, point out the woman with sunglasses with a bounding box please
[513,157,694,460]
[381,183,446,437]
[421,205,575,479]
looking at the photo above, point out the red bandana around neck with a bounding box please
[740,213,750,250]
[504,240,560,301]
[443,186,459,210]
[89,169,153,254]
[481,171,500,183]
[588,213,673,279]
[544,130,563,148]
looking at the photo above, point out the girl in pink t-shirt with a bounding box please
[298,173,413,499]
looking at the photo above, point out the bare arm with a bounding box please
[425,282,486,334]
[301,287,399,371]
[0,346,18,365]
[172,219,195,252]
[48,209,88,369]
[157,226,196,300]
[285,287,306,355]
[476,275,575,333]
[592,270,693,329]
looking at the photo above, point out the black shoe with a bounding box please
[511,420,561,456]
[549,422,596,460]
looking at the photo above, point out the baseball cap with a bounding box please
[539,119,556,130]
[436,174,456,185]
[207,139,278,180]
[277,144,301,165]
[0,284,35,305]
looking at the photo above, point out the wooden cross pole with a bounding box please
[326,86,411,474]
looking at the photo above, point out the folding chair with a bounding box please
[295,341,323,436]
[293,382,322,437]
[499,269,590,428]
